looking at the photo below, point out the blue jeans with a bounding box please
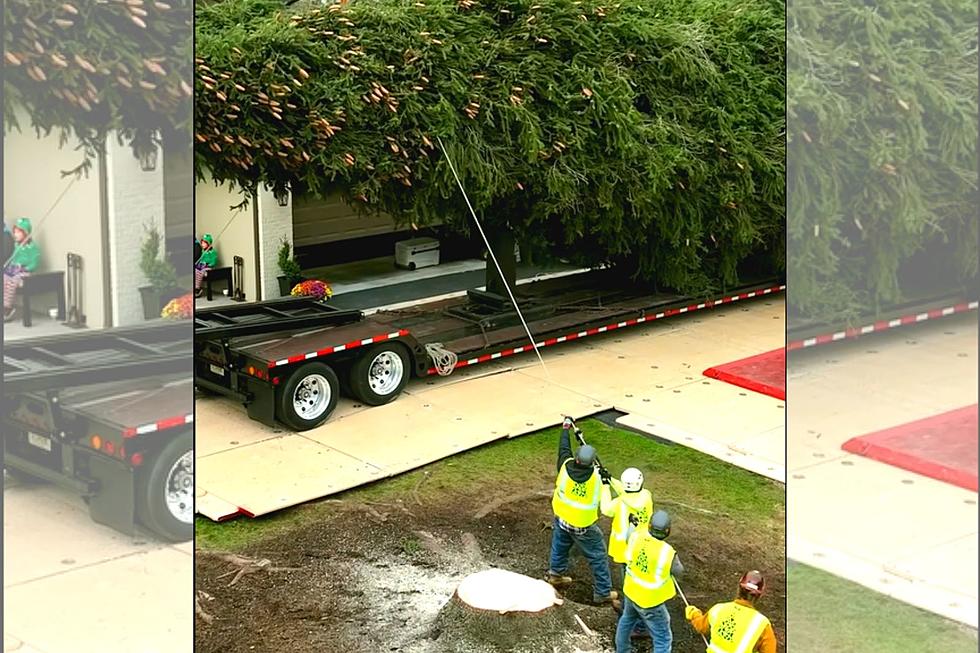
[615,596,672,653]
[548,517,612,598]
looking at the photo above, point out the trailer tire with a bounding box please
[349,342,411,406]
[277,362,340,430]
[136,429,193,542]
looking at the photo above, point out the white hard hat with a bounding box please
[621,467,644,492]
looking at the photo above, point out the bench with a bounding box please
[204,266,232,301]
[16,271,66,327]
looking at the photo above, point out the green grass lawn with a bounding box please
[788,561,978,653]
[196,417,783,551]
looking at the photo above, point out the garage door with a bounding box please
[292,193,398,247]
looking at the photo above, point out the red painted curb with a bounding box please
[842,405,978,492]
[703,349,785,400]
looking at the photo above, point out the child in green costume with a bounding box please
[194,233,218,297]
[4,217,41,322]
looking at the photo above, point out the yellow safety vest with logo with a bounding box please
[622,530,677,608]
[705,601,770,653]
[601,481,653,563]
[551,458,601,528]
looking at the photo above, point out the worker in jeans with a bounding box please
[685,570,777,653]
[615,510,684,653]
[602,466,654,641]
[546,417,618,607]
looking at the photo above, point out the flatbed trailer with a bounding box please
[3,322,193,542]
[787,289,978,352]
[196,269,785,431]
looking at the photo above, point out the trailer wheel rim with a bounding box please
[293,373,332,420]
[368,351,404,396]
[165,451,194,524]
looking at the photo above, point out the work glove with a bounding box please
[685,606,702,621]
[563,416,574,430]
[599,467,612,483]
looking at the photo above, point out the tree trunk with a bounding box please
[427,569,605,653]
[485,227,517,300]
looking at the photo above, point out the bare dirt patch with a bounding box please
[196,491,785,653]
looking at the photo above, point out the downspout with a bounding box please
[99,145,114,327]
[252,190,262,301]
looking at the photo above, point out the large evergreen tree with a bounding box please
[3,0,193,173]
[195,0,785,296]
[788,0,977,324]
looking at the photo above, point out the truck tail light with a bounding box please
[90,435,102,450]
[104,440,115,455]
[130,452,144,467]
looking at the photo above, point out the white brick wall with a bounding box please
[257,185,294,301]
[106,136,166,326]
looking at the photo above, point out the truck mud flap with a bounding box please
[245,380,278,429]
[87,456,137,536]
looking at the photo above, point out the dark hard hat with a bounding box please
[739,570,765,597]
[649,510,671,539]
[575,444,597,467]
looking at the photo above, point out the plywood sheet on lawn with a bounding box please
[195,490,242,522]
[3,547,192,653]
[789,455,975,560]
[788,323,978,467]
[194,395,283,457]
[616,413,784,482]
[787,455,977,625]
[304,393,503,474]
[517,351,697,414]
[196,435,383,517]
[618,379,784,443]
[885,533,978,611]
[2,485,170,587]
[789,536,978,628]
[588,323,774,371]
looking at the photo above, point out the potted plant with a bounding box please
[277,237,304,296]
[139,225,182,319]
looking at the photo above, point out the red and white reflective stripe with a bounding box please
[426,285,786,375]
[123,413,194,439]
[787,300,978,351]
[268,329,410,369]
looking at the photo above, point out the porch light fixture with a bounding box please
[139,146,158,172]
[275,189,289,207]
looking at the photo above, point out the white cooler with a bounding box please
[395,237,440,270]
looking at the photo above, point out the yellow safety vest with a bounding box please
[602,486,653,563]
[551,458,601,528]
[705,601,770,653]
[622,531,677,608]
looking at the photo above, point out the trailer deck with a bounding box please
[196,270,785,431]
[3,321,193,541]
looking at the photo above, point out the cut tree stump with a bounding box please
[428,568,605,653]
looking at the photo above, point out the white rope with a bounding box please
[425,342,458,376]
[436,136,551,381]
[4,175,78,268]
